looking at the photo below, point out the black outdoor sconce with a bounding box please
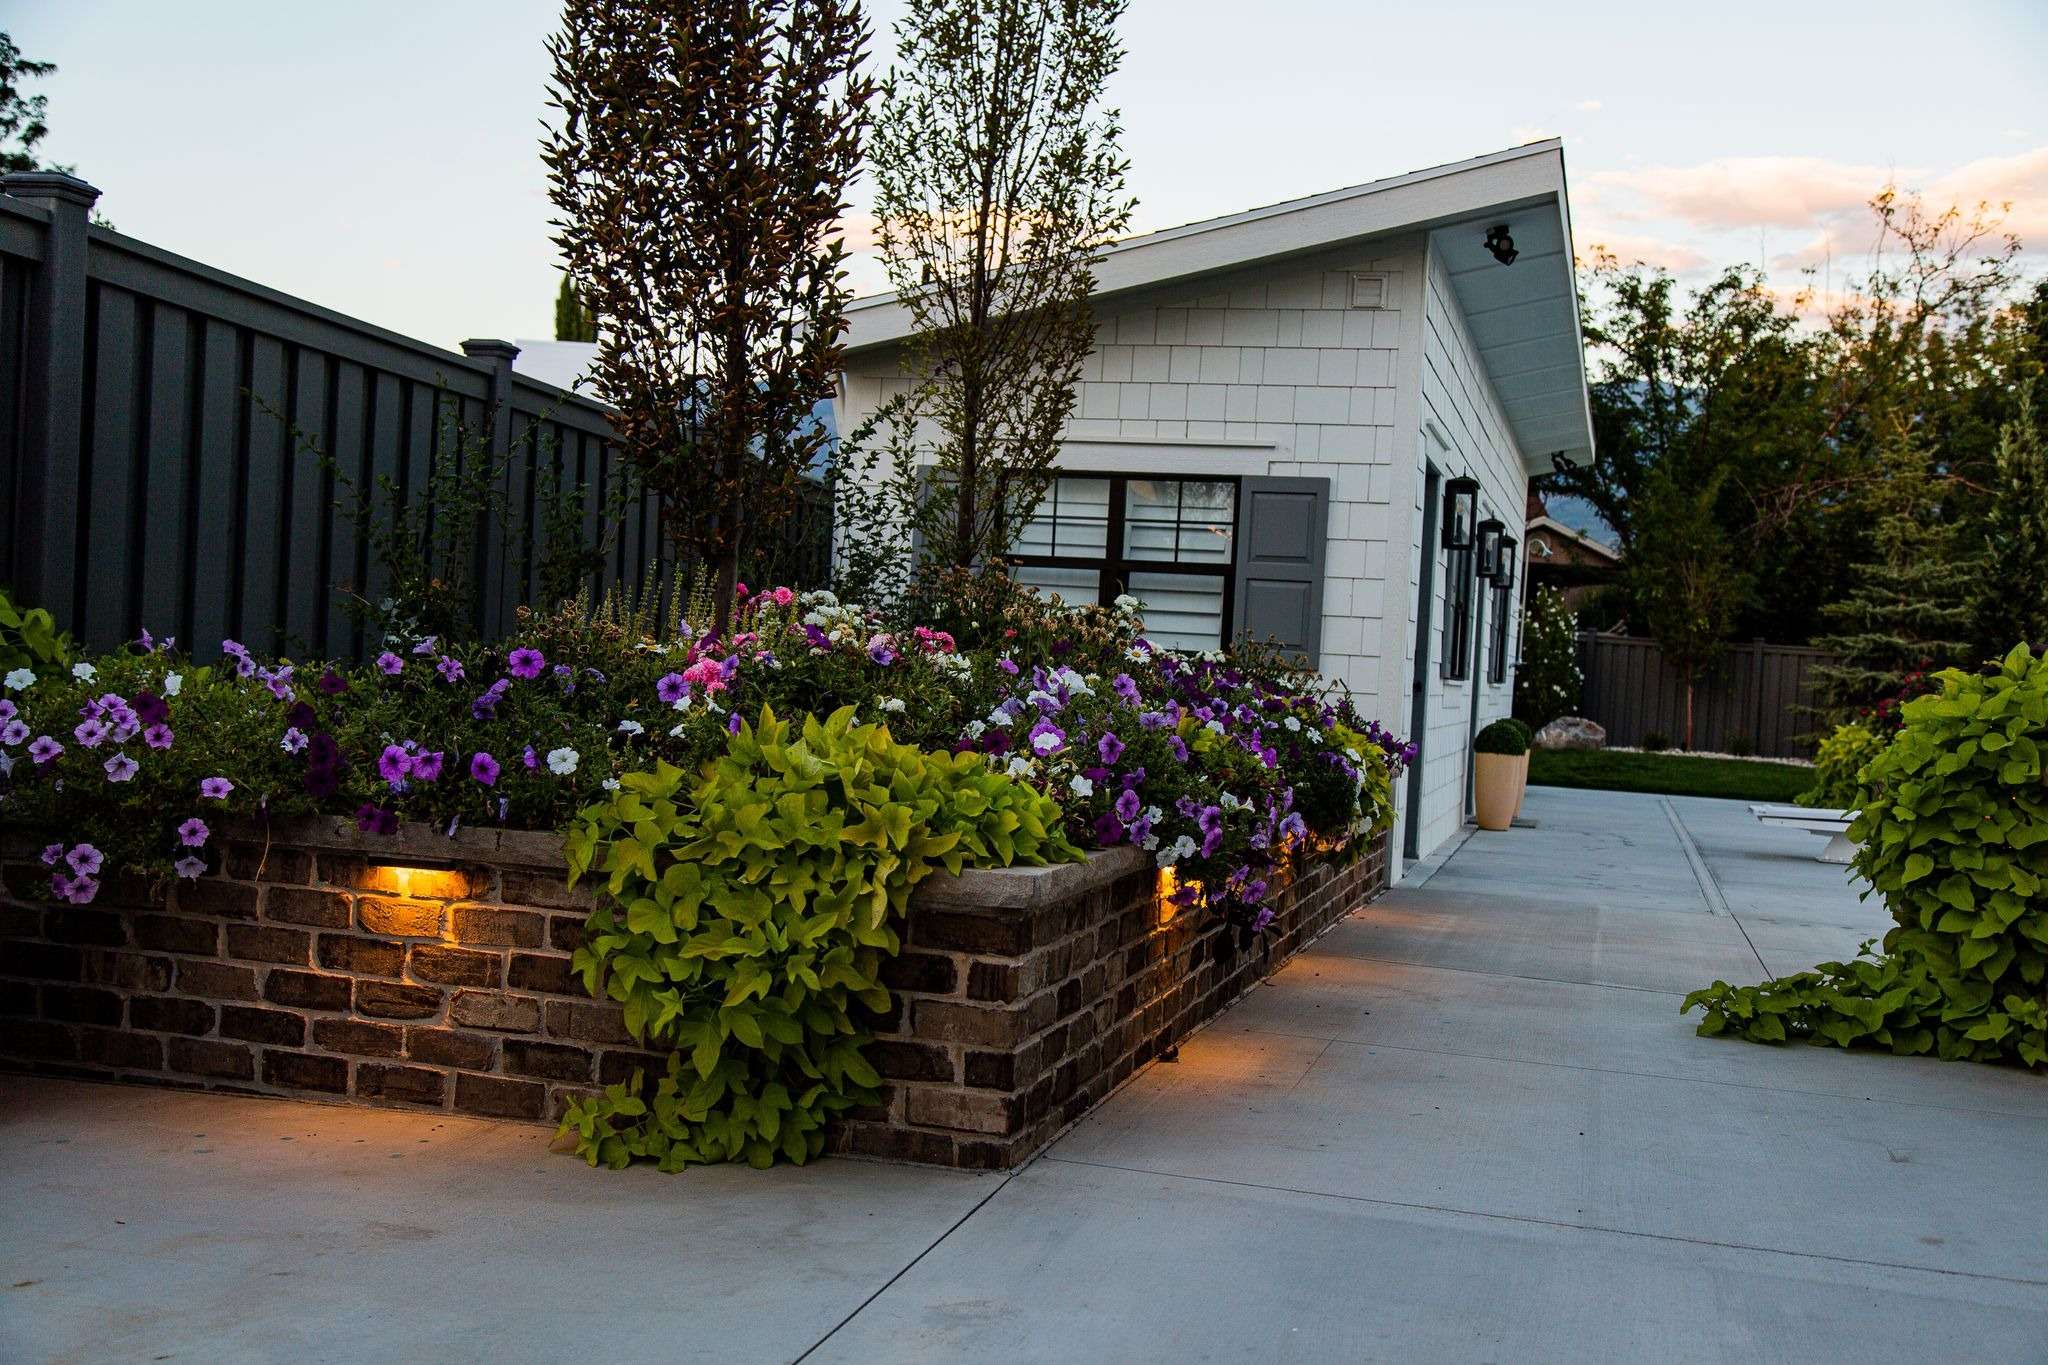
[1442,477,1479,551]
[1475,517,1505,580]
[1484,223,1518,266]
[1496,534,1518,590]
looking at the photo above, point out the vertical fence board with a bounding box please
[1573,632,1833,758]
[136,300,191,641]
[188,317,239,650]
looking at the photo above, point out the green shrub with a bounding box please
[1475,718,1528,756]
[0,588,70,674]
[1795,720,1887,809]
[1685,644,2048,1068]
[557,705,1081,1170]
[1640,729,1671,752]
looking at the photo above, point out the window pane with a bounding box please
[1128,571,1224,652]
[1013,563,1101,607]
[1177,480,1236,563]
[1122,479,1235,563]
[1016,477,1109,558]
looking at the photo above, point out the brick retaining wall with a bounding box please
[0,821,1388,1168]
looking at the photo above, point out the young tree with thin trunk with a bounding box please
[545,0,873,634]
[1626,467,1749,749]
[872,0,1134,569]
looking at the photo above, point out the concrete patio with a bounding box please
[5,786,2044,1363]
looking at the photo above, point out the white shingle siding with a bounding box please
[836,229,1530,871]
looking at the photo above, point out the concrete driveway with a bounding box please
[5,786,2045,1363]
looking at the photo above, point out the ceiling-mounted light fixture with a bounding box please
[1484,224,1518,266]
[1442,477,1480,551]
[1475,518,1506,580]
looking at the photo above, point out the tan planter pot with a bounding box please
[1475,752,1520,831]
[1512,751,1530,819]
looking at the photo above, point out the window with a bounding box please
[1486,582,1511,683]
[1441,543,1474,681]
[1012,475,1237,651]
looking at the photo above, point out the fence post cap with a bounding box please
[461,338,521,364]
[2,171,101,208]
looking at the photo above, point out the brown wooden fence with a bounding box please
[0,171,672,657]
[1573,632,1834,758]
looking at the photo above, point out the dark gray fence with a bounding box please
[0,171,670,657]
[1574,632,1833,758]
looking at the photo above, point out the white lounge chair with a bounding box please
[1749,803,1855,863]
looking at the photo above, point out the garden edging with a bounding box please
[0,820,1388,1168]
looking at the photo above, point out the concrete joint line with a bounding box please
[1661,796,1772,977]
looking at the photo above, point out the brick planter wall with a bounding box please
[1,820,1388,1167]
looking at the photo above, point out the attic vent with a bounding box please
[1348,272,1389,309]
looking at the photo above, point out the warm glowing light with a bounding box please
[1157,867,1181,923]
[359,864,470,901]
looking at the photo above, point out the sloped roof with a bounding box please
[847,140,1593,474]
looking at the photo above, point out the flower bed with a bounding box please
[1,575,1408,1167]
[0,818,1387,1166]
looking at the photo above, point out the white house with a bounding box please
[837,141,1594,870]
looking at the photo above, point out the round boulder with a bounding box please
[1534,716,1606,751]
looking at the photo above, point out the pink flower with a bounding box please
[682,658,727,694]
[772,586,794,607]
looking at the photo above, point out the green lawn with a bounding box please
[1528,748,1813,803]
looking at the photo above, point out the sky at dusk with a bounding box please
[13,0,2046,351]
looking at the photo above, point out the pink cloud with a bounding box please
[1572,228,1709,273]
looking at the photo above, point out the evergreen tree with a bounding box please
[553,275,596,342]
[1812,426,1982,716]
[1976,382,2048,657]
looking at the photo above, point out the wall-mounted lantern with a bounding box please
[1475,517,1505,580]
[1495,535,1518,590]
[1442,477,1479,551]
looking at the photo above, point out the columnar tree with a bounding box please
[1626,468,1749,749]
[1975,382,2048,657]
[553,276,596,342]
[871,0,1135,568]
[545,0,873,633]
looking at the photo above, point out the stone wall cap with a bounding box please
[225,818,1150,910]
[912,845,1150,910]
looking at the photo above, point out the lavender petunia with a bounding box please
[177,817,210,847]
[376,651,405,676]
[29,735,63,765]
[104,752,139,783]
[200,776,234,800]
[507,647,546,680]
[470,751,501,786]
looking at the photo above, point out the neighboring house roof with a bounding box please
[844,140,1594,474]
[1526,515,1621,566]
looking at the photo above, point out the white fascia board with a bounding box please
[846,141,1573,352]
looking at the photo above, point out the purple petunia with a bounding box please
[1,719,26,746]
[656,672,688,704]
[471,678,510,720]
[507,647,546,679]
[867,638,897,667]
[73,717,109,749]
[1114,789,1142,823]
[354,803,398,836]
[412,636,439,655]
[1027,719,1066,756]
[29,735,62,765]
[997,657,1020,676]
[411,751,445,783]
[727,711,744,735]
[132,691,169,725]
[1168,735,1189,763]
[470,751,500,786]
[1112,673,1142,706]
[1097,732,1125,765]
[144,723,174,750]
[174,855,206,880]
[104,752,138,783]
[317,669,348,696]
[436,656,465,684]
[65,843,102,876]
[281,726,309,754]
[377,744,413,785]
[0,698,15,721]
[376,651,405,675]
[200,776,234,800]
[177,817,210,847]
[40,842,64,866]
[220,639,256,677]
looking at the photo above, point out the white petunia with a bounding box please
[163,672,183,697]
[601,778,621,792]
[546,746,580,775]
[881,697,906,714]
[963,719,987,739]
[4,668,34,690]
[1284,716,1301,732]
[616,719,645,736]
[1005,756,1033,779]
[71,661,96,682]
[1206,719,1225,734]
[1068,775,1094,798]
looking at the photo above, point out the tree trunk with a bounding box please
[1684,678,1696,751]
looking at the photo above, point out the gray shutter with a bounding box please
[1233,476,1329,667]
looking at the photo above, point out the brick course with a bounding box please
[1,820,1387,1168]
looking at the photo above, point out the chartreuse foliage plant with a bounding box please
[0,587,69,673]
[558,705,1081,1170]
[1796,720,1887,809]
[1685,646,2048,1068]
